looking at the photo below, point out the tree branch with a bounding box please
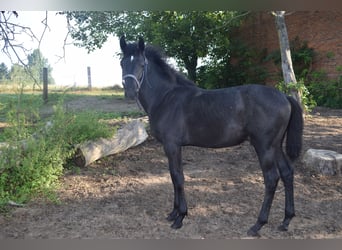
[0,11,54,89]
[0,11,39,65]
[54,12,72,64]
[205,11,251,34]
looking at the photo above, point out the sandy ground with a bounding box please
[0,96,341,239]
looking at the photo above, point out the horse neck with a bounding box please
[138,64,174,115]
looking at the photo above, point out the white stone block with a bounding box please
[303,149,342,176]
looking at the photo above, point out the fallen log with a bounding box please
[73,119,148,167]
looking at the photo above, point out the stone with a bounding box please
[303,149,342,176]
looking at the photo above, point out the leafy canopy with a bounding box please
[63,11,245,81]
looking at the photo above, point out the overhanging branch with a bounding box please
[0,11,50,88]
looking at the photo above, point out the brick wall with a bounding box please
[235,11,342,85]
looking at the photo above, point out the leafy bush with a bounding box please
[265,36,316,81]
[306,70,342,109]
[0,96,115,207]
[267,37,341,109]
[51,99,115,146]
[0,134,65,205]
[197,39,269,89]
[276,79,317,113]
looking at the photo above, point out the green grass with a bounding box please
[0,86,125,121]
[0,85,142,146]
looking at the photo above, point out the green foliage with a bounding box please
[0,94,115,207]
[1,49,54,87]
[63,11,245,81]
[9,64,31,86]
[0,94,61,205]
[276,79,317,112]
[0,90,44,129]
[266,36,316,80]
[306,70,342,109]
[0,62,10,82]
[26,49,55,85]
[266,36,342,109]
[0,134,65,204]
[326,51,335,59]
[197,39,269,89]
[51,100,115,146]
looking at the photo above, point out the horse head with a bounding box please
[119,36,147,100]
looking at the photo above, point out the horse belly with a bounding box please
[185,121,247,148]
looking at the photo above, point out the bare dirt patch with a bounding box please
[0,98,341,239]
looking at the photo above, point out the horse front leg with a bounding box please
[163,143,187,229]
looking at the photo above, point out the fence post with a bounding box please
[87,66,92,90]
[43,67,48,103]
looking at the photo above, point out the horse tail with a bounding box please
[285,96,304,161]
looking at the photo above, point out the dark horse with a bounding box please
[119,36,303,236]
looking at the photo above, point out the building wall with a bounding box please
[235,11,342,85]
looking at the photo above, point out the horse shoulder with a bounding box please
[148,87,192,143]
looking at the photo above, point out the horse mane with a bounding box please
[145,45,196,87]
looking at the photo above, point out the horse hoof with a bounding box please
[166,212,178,222]
[247,228,261,237]
[278,224,288,232]
[166,215,174,222]
[171,221,183,229]
[170,215,184,229]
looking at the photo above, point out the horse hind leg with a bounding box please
[277,152,295,231]
[247,148,280,237]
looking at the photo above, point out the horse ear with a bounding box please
[120,35,127,52]
[138,36,145,52]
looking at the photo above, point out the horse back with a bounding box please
[150,84,291,148]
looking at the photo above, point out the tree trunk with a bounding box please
[274,11,301,104]
[183,54,198,82]
[73,119,148,167]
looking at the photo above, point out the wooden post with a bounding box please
[87,66,92,90]
[43,67,48,103]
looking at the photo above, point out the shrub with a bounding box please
[0,96,115,207]
[307,70,342,109]
[276,79,317,113]
[266,36,316,81]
